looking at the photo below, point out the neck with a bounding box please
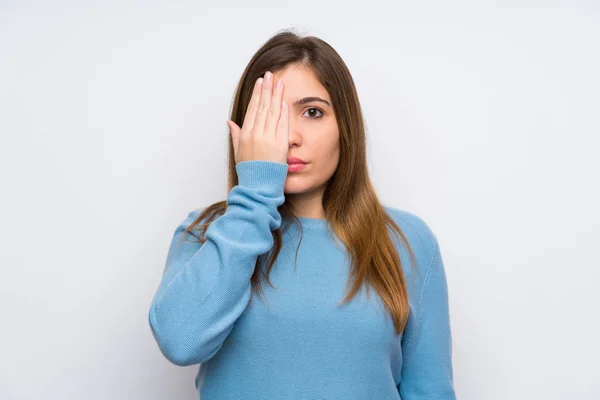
[285,186,326,219]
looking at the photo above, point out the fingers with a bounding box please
[264,77,283,137]
[276,99,289,144]
[252,71,274,137]
[240,77,263,135]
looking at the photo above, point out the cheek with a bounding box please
[313,125,339,156]
[325,134,340,162]
[314,136,339,174]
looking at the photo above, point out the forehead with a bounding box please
[272,65,330,101]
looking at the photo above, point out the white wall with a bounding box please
[1,1,599,399]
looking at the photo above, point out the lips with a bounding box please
[287,157,307,165]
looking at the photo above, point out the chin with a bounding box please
[283,181,309,194]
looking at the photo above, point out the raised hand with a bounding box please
[227,71,290,165]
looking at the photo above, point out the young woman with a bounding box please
[148,29,456,399]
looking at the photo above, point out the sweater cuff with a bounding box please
[235,160,289,194]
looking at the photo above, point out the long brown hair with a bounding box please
[179,29,417,335]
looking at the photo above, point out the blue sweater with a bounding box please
[148,160,456,399]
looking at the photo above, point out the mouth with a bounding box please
[287,157,308,165]
[287,163,307,172]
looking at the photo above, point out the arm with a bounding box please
[148,160,288,366]
[398,236,457,399]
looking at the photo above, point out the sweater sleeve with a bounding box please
[398,236,457,399]
[148,160,288,366]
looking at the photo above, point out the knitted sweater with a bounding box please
[148,160,456,399]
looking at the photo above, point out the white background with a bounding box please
[1,1,599,399]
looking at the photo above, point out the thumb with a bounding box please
[226,120,241,144]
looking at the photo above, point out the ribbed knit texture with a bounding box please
[148,160,456,399]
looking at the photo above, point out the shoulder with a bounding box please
[174,206,210,233]
[382,205,439,262]
[382,205,450,343]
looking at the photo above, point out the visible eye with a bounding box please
[302,107,324,120]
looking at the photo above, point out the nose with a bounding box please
[287,118,301,147]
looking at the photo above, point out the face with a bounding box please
[271,64,340,195]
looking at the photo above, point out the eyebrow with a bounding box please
[293,96,331,107]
